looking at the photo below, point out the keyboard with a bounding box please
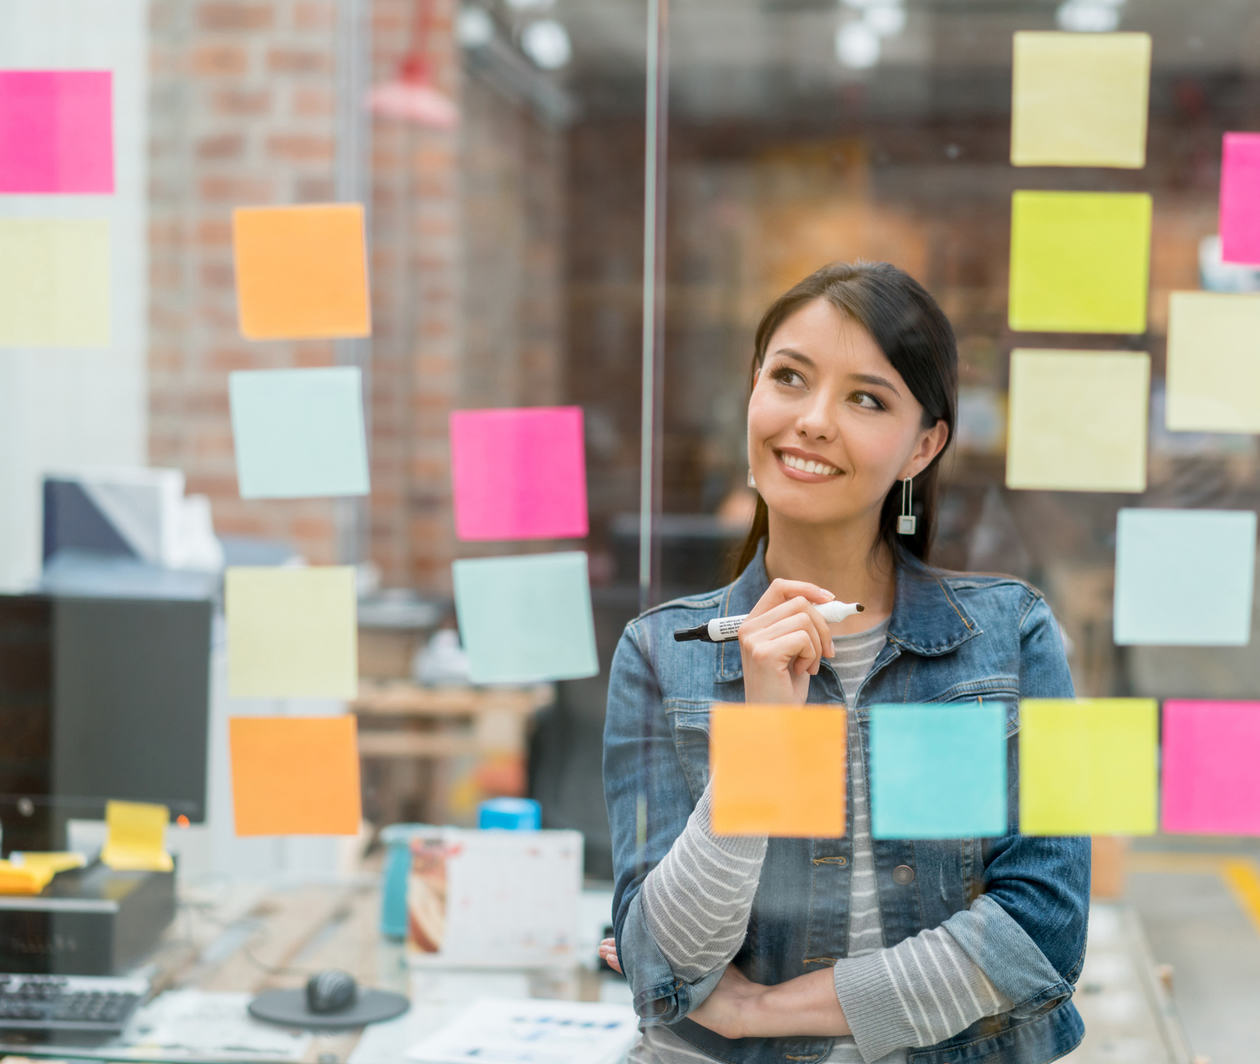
[0,973,148,1036]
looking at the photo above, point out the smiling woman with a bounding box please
[603,261,1091,1064]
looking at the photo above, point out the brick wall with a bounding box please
[147,0,567,592]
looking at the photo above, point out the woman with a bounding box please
[601,261,1090,1064]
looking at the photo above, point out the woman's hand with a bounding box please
[598,937,623,974]
[738,579,836,705]
[688,962,766,1040]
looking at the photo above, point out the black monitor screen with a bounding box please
[0,593,212,851]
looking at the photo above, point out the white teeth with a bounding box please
[780,453,840,476]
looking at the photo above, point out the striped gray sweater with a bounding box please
[630,621,1013,1063]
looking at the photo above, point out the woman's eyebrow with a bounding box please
[772,347,816,369]
[850,372,901,397]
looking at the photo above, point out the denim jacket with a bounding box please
[604,542,1090,1064]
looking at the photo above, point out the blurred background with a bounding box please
[1,0,1259,1059]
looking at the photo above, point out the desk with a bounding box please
[351,682,553,825]
[0,873,620,1064]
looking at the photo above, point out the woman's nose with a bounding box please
[796,399,836,440]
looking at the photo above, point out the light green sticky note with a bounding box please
[453,552,598,685]
[1166,292,1260,433]
[1019,698,1158,836]
[0,218,110,347]
[1011,32,1151,168]
[229,367,370,499]
[1006,348,1149,492]
[1009,191,1151,334]
[226,567,358,698]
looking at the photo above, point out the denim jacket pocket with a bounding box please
[666,701,712,804]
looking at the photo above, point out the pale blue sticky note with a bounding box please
[869,703,1008,839]
[452,552,599,684]
[1114,509,1256,645]
[229,367,370,499]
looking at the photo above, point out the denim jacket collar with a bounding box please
[714,538,982,682]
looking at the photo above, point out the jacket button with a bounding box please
[892,864,915,885]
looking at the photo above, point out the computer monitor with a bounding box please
[0,593,213,857]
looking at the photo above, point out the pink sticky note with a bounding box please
[1220,133,1260,265]
[0,71,114,194]
[1162,700,1260,836]
[450,407,587,541]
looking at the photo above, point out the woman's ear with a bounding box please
[900,419,949,480]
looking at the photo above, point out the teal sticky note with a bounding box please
[229,367,370,499]
[1114,509,1256,645]
[452,552,599,684]
[869,702,1008,839]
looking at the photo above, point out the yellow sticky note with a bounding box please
[1011,32,1151,168]
[1019,699,1158,836]
[101,800,174,873]
[0,218,110,347]
[1166,292,1260,433]
[229,716,362,836]
[1006,348,1149,492]
[16,852,86,875]
[710,704,846,837]
[1009,191,1151,334]
[0,861,55,895]
[233,204,371,340]
[226,567,358,698]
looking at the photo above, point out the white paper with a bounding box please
[128,990,312,1060]
[405,997,638,1064]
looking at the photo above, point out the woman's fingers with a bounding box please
[748,578,834,619]
[747,612,824,675]
[743,602,833,673]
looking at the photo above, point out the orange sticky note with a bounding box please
[229,716,362,836]
[710,704,846,837]
[233,204,371,340]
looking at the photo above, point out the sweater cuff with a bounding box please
[832,950,919,1063]
[693,780,768,861]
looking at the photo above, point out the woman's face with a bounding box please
[746,297,947,532]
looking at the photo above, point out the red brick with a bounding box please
[196,218,233,246]
[266,47,333,75]
[199,176,273,202]
[190,43,250,76]
[292,86,335,117]
[266,134,335,163]
[196,132,245,160]
[293,1,336,30]
[199,261,236,289]
[197,2,274,31]
[295,177,336,201]
[211,87,273,117]
[206,347,257,373]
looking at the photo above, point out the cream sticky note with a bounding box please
[450,407,588,541]
[0,218,110,347]
[710,704,846,837]
[1162,701,1260,836]
[452,552,598,684]
[1011,32,1151,168]
[233,204,371,340]
[1220,133,1260,265]
[1165,292,1260,433]
[229,716,362,836]
[0,70,114,193]
[1113,509,1256,646]
[226,567,358,698]
[1009,191,1151,334]
[230,367,370,499]
[100,800,174,872]
[1006,349,1149,492]
[1019,699,1158,836]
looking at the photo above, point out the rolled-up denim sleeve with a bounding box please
[957,592,1091,1020]
[603,622,725,1025]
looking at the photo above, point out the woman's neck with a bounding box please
[762,516,897,629]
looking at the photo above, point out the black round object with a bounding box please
[306,969,358,1014]
[248,987,409,1029]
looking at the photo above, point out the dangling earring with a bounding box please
[897,476,916,535]
[747,468,757,490]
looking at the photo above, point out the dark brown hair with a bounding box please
[733,260,958,577]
